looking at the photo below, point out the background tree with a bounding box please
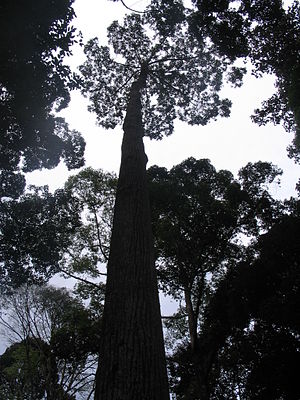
[149,158,245,354]
[0,0,85,197]
[147,157,284,399]
[58,167,117,311]
[148,157,282,351]
[0,185,81,292]
[0,166,116,295]
[170,209,300,399]
[0,284,100,399]
[0,339,47,400]
[60,168,116,283]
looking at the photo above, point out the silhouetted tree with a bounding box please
[171,212,300,399]
[155,0,300,158]
[0,285,100,399]
[0,0,85,197]
[79,3,243,397]
[148,158,283,358]
[0,186,81,291]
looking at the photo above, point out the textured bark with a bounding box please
[94,73,169,399]
[184,287,198,353]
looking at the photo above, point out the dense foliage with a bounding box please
[1,0,299,398]
[0,186,81,291]
[117,0,299,159]
[0,0,85,197]
[79,8,246,139]
[0,285,100,399]
[189,0,300,158]
[0,167,117,295]
[171,212,300,399]
[0,161,299,398]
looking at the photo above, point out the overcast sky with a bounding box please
[27,0,300,322]
[1,0,299,356]
[26,0,300,201]
[25,0,300,316]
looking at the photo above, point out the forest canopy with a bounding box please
[1,0,300,399]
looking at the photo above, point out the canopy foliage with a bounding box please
[0,0,85,197]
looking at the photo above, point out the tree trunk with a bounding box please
[184,287,198,352]
[94,71,170,399]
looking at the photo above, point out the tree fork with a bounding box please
[94,70,169,399]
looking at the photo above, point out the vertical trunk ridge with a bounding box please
[95,75,169,399]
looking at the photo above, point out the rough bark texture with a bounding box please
[184,288,198,352]
[94,74,169,399]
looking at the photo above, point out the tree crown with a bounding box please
[80,6,244,139]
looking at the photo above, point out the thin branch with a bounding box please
[62,247,108,277]
[120,0,146,14]
[0,314,24,342]
[91,206,108,262]
[114,70,137,96]
[60,360,68,388]
[161,314,186,320]
[58,267,106,287]
[146,36,169,64]
[69,373,96,395]
[86,385,96,400]
[150,70,182,94]
[148,55,198,66]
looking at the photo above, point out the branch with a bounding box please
[114,70,137,96]
[0,314,24,342]
[194,273,205,322]
[148,56,198,66]
[58,267,105,288]
[91,206,109,262]
[150,70,181,94]
[161,314,186,320]
[87,385,96,400]
[120,0,146,14]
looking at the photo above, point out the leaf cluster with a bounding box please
[60,168,116,283]
[0,285,99,399]
[148,157,282,299]
[0,0,85,196]
[80,10,234,139]
[171,212,300,399]
[0,186,81,291]
[188,0,300,157]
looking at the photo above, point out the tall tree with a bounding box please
[61,168,116,280]
[0,339,49,400]
[148,158,246,353]
[0,0,85,197]
[79,3,242,398]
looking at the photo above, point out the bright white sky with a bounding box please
[26,0,300,317]
[27,0,300,201]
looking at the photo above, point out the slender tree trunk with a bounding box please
[184,287,198,352]
[94,70,169,399]
[184,280,211,399]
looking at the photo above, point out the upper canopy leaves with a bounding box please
[188,0,300,158]
[80,6,235,139]
[0,0,85,180]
